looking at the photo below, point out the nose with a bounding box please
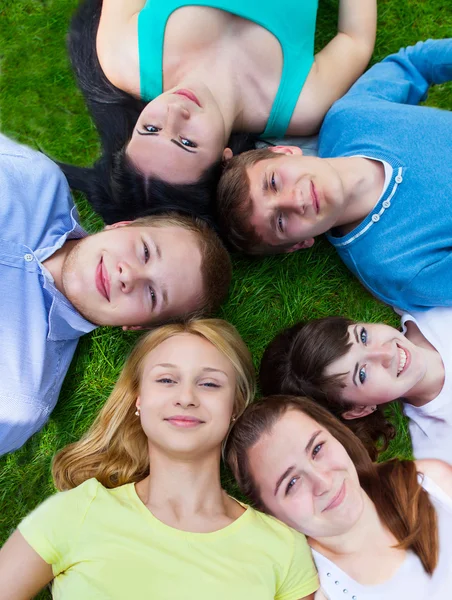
[277,188,305,214]
[118,261,144,294]
[166,102,190,130]
[175,384,199,409]
[369,342,393,368]
[311,469,331,497]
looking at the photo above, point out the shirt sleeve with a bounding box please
[342,39,452,107]
[276,529,319,600]
[17,479,99,575]
[0,394,49,456]
[398,256,452,311]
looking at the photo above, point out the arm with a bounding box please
[298,0,377,132]
[416,459,452,499]
[0,530,53,600]
[343,38,452,106]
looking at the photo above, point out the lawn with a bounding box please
[0,1,451,596]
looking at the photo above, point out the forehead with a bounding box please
[142,333,234,373]
[250,409,322,470]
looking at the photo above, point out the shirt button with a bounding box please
[335,581,340,585]
[343,590,348,594]
[382,200,391,208]
[371,214,380,223]
[24,253,34,262]
[395,175,403,183]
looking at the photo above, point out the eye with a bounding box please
[359,365,367,384]
[200,381,220,388]
[144,124,161,133]
[149,287,156,307]
[156,377,175,384]
[180,137,197,148]
[143,242,150,263]
[277,214,285,233]
[285,476,298,495]
[360,327,368,345]
[270,173,277,191]
[312,442,324,458]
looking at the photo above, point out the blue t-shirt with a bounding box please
[319,39,452,312]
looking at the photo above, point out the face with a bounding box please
[248,409,364,538]
[324,323,428,409]
[62,223,203,327]
[137,333,237,457]
[127,87,231,183]
[247,148,346,251]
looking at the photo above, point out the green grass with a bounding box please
[0,2,451,596]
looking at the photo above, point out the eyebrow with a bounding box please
[352,325,359,386]
[135,130,196,154]
[273,429,322,496]
[150,364,228,376]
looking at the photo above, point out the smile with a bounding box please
[396,344,410,376]
[174,89,201,107]
[322,481,346,512]
[310,181,320,214]
[95,257,110,302]
[164,415,204,428]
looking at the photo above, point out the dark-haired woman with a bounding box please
[63,0,376,223]
[226,395,452,599]
[260,310,449,462]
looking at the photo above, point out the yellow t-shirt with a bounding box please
[18,478,318,600]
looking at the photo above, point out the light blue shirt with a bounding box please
[318,39,452,312]
[0,135,96,455]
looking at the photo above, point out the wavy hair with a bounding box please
[53,319,255,491]
[259,317,396,459]
[226,395,438,575]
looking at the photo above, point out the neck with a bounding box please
[42,239,80,296]
[404,322,445,406]
[327,157,385,234]
[137,445,228,519]
[309,491,394,558]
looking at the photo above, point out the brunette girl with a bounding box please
[226,395,452,599]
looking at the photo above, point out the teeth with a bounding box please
[397,347,407,375]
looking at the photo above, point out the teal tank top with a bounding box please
[138,0,318,137]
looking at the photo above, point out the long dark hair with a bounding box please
[58,0,257,225]
[226,395,438,575]
[259,317,396,460]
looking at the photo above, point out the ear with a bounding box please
[222,147,233,162]
[284,238,315,253]
[269,145,303,156]
[342,405,377,420]
[105,220,133,231]
[122,325,149,331]
[136,396,141,410]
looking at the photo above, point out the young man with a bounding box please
[0,134,231,455]
[218,39,452,312]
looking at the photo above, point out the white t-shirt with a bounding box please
[312,474,452,599]
[400,307,452,462]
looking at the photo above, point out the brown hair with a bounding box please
[217,148,282,254]
[53,319,255,491]
[259,317,395,459]
[226,395,438,575]
[129,212,232,315]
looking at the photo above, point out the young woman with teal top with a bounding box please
[62,0,376,225]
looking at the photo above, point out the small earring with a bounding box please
[135,408,140,416]
[372,406,377,412]
[231,415,236,423]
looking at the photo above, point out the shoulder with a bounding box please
[416,459,452,498]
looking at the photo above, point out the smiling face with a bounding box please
[127,87,230,184]
[324,323,428,408]
[247,409,364,538]
[136,333,237,457]
[61,223,203,327]
[246,147,346,250]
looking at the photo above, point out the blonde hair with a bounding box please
[52,319,255,491]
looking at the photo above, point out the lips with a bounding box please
[322,482,346,512]
[165,415,204,428]
[95,257,110,302]
[310,181,320,214]
[174,89,201,107]
[396,344,410,376]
